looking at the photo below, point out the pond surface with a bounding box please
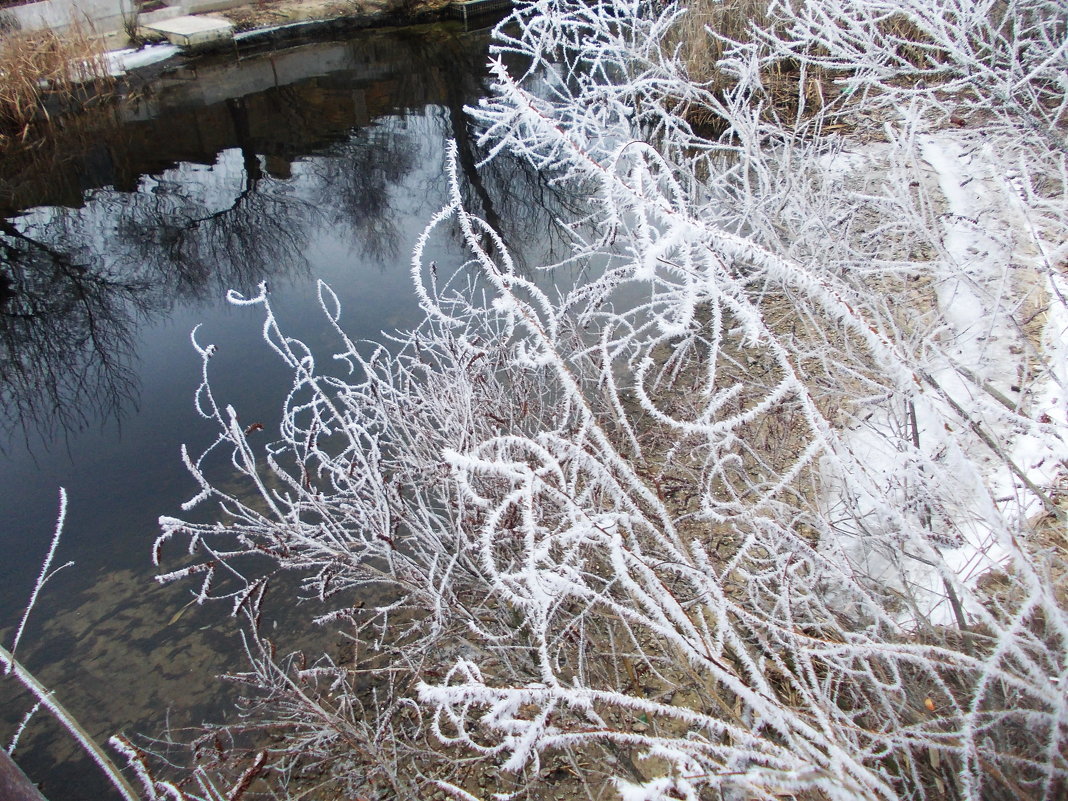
[0,22,576,799]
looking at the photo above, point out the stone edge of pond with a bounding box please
[120,2,497,82]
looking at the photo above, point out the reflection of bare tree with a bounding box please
[434,28,589,272]
[450,109,589,271]
[0,146,313,445]
[0,217,150,446]
[113,168,312,301]
[307,126,419,262]
[0,24,589,448]
[102,97,314,299]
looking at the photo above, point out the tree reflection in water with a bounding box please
[0,151,310,447]
[0,21,599,801]
[0,25,582,449]
[306,126,418,263]
[0,216,148,447]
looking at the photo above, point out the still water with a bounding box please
[0,22,573,799]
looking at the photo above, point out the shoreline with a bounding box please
[0,9,497,212]
[107,0,509,84]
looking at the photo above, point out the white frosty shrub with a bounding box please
[156,0,1068,799]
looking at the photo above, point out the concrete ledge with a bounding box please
[143,14,233,47]
[139,6,185,25]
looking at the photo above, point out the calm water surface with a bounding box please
[0,23,575,799]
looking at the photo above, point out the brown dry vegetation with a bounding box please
[0,23,116,146]
[668,0,845,139]
[668,0,770,85]
[672,0,979,137]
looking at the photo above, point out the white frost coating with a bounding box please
[822,130,1068,623]
[6,700,42,756]
[9,488,72,660]
[156,0,1068,799]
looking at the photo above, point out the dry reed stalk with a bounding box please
[667,0,771,87]
[0,21,115,146]
[667,0,839,135]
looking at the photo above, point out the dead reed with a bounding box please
[667,0,771,86]
[667,0,953,136]
[666,0,837,136]
[0,22,116,146]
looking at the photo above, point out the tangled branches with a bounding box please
[155,1,1068,799]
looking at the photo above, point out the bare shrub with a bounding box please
[152,1,1068,799]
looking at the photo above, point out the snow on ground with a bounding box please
[106,44,181,76]
[822,128,1067,626]
[919,132,1068,526]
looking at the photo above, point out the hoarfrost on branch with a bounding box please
[156,1,1068,799]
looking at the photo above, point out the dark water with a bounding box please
[0,23,575,799]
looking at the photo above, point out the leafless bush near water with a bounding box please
[146,1,1068,799]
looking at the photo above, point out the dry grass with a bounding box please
[667,0,771,87]
[667,0,842,136]
[668,0,957,137]
[0,22,116,146]
[673,0,945,83]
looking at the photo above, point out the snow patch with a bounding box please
[106,44,180,76]
[822,130,1066,626]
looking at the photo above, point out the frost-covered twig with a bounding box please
[8,487,73,661]
[1,489,140,801]
[159,1,1068,799]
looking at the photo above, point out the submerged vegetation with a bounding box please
[6,0,1062,798]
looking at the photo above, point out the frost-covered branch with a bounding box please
[1,489,140,801]
[159,1,1068,798]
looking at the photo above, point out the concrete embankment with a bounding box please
[1,0,508,52]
